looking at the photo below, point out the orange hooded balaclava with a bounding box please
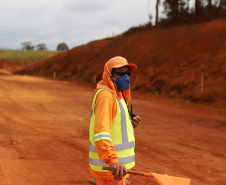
[96,56,137,101]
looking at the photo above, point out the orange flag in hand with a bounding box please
[145,172,191,185]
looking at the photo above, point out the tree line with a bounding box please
[155,0,226,26]
[21,42,69,51]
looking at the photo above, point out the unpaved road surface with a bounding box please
[0,75,225,185]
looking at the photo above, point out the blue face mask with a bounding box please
[114,74,130,90]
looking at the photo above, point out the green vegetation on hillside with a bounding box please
[0,50,63,66]
[0,50,62,59]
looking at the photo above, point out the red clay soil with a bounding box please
[16,19,226,107]
[0,69,12,75]
[0,75,226,185]
[0,53,60,74]
[0,58,25,73]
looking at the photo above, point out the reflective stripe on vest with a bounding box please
[89,155,135,166]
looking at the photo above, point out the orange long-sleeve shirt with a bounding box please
[89,90,131,180]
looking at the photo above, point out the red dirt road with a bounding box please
[0,75,225,185]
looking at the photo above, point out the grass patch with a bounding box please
[0,50,63,66]
[0,50,62,59]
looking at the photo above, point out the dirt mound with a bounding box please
[0,69,12,75]
[16,19,226,105]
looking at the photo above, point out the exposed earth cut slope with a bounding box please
[16,20,226,105]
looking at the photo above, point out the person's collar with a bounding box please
[116,90,123,100]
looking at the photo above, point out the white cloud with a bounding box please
[0,0,158,50]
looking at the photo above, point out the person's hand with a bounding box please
[109,162,127,180]
[131,116,141,128]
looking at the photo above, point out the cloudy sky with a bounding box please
[0,0,162,50]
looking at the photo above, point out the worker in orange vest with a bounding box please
[89,56,141,185]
